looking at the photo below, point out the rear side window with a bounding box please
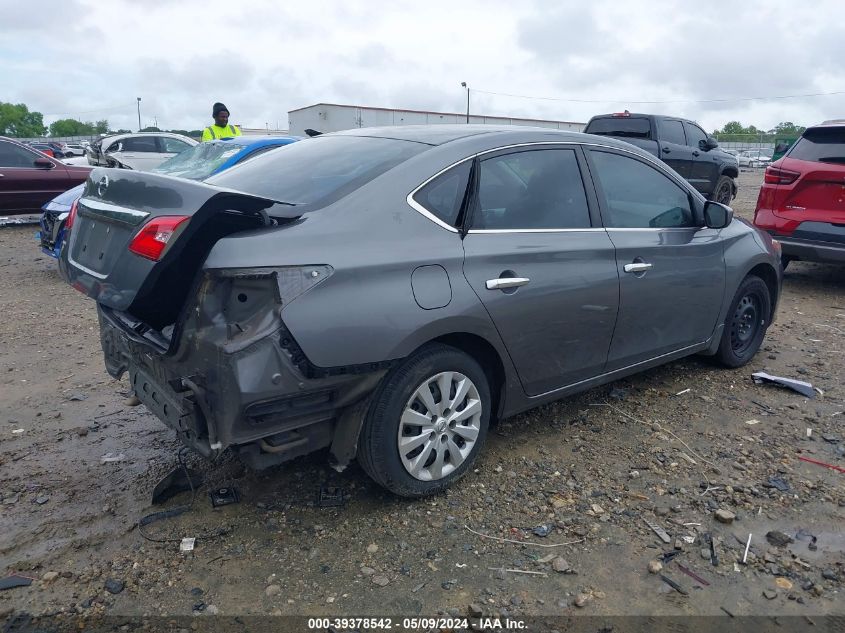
[660,120,687,146]
[589,150,694,228]
[208,136,426,210]
[413,160,471,227]
[788,127,845,164]
[586,117,651,139]
[473,149,591,230]
[120,137,158,152]
[160,137,192,153]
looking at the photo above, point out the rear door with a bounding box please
[683,121,720,195]
[461,145,619,396]
[657,119,694,180]
[584,148,725,369]
[108,135,162,171]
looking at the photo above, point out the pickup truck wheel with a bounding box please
[357,344,490,498]
[710,175,734,205]
[715,275,771,368]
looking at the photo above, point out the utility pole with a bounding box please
[153,116,158,129]
[136,97,142,131]
[460,82,469,123]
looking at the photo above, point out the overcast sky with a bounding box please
[3,0,843,134]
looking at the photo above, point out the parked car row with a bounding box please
[85,132,197,170]
[738,150,773,168]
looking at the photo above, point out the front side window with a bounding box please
[589,150,695,228]
[0,141,38,167]
[473,149,591,230]
[683,122,708,148]
[661,120,687,146]
[412,160,471,227]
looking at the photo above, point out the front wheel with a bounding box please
[357,344,491,497]
[710,175,735,205]
[715,275,771,368]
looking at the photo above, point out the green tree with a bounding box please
[140,126,161,132]
[0,102,47,137]
[94,120,109,134]
[773,122,805,136]
[49,118,93,137]
[721,121,745,135]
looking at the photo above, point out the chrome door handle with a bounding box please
[486,277,530,290]
[623,262,653,273]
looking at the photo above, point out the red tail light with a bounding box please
[764,166,800,185]
[128,216,190,261]
[65,198,79,230]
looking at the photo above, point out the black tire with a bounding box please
[710,175,735,205]
[357,344,491,497]
[715,275,771,368]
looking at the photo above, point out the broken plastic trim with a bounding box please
[207,264,333,306]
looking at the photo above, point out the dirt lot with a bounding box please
[1,170,843,627]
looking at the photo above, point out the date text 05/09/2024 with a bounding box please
[306,617,528,630]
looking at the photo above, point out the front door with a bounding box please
[0,141,68,213]
[461,146,619,396]
[683,121,720,195]
[585,148,726,370]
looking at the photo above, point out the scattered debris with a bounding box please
[678,452,697,465]
[41,572,59,583]
[677,564,710,587]
[752,372,815,398]
[766,476,790,492]
[742,534,752,564]
[11,429,24,435]
[714,509,735,524]
[661,551,682,564]
[573,593,592,607]
[648,560,663,574]
[151,467,204,505]
[675,388,691,396]
[100,452,126,464]
[797,456,845,473]
[822,570,840,582]
[34,495,49,505]
[104,579,125,594]
[762,589,777,600]
[532,524,553,537]
[67,393,88,402]
[659,574,688,596]
[551,557,573,573]
[209,487,239,508]
[265,584,282,597]
[465,525,584,548]
[745,419,761,425]
[487,567,548,577]
[0,575,33,590]
[720,606,735,618]
[705,534,719,567]
[372,575,390,587]
[411,582,427,593]
[643,517,672,544]
[317,485,347,507]
[766,531,794,547]
[776,578,793,590]
[180,537,196,553]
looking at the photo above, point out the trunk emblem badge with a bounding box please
[97,175,110,196]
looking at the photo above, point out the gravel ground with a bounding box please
[0,169,843,625]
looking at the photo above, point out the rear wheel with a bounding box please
[710,175,734,205]
[357,344,490,497]
[715,275,771,368]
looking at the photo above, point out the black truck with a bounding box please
[584,113,738,204]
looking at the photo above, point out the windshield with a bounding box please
[153,142,247,180]
[586,117,652,139]
[206,135,427,209]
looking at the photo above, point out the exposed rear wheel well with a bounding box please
[722,166,739,179]
[428,333,505,424]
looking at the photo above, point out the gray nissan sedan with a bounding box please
[60,125,782,497]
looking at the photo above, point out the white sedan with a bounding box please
[86,132,197,171]
[738,151,773,168]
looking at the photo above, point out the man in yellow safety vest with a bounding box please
[202,102,242,142]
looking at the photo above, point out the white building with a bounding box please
[287,103,585,137]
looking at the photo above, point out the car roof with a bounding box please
[813,119,845,128]
[329,124,591,146]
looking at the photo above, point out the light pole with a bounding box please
[136,97,142,131]
[461,82,469,123]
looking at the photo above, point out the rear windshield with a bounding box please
[206,136,426,209]
[788,127,845,164]
[586,117,652,139]
[153,142,250,180]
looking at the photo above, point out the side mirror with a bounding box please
[33,157,54,168]
[700,137,719,151]
[703,200,733,229]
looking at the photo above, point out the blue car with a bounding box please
[38,135,300,258]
